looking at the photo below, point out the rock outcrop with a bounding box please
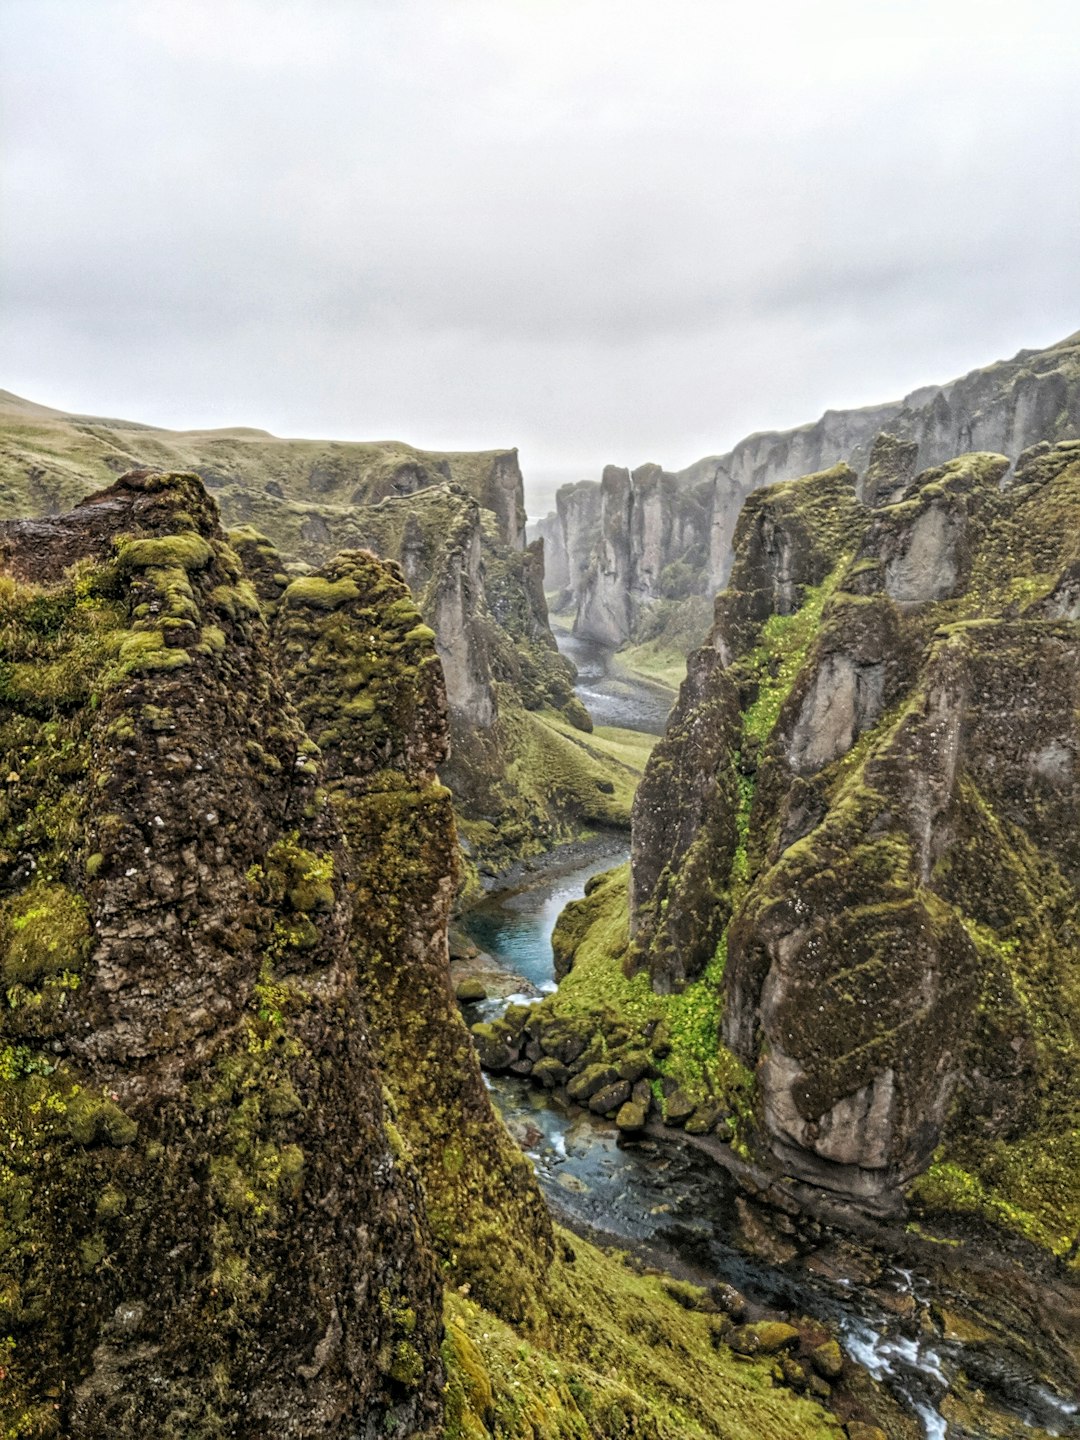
[269,550,554,1323]
[628,441,1080,1239]
[541,329,1080,645]
[0,471,443,1437]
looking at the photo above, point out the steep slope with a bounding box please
[545,329,1080,645]
[269,550,555,1323]
[562,440,1080,1259]
[0,470,442,1438]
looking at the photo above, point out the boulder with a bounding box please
[588,1080,632,1115]
[566,1063,619,1103]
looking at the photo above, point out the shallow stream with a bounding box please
[462,855,1079,1440]
[554,628,674,734]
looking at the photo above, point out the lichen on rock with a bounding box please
[0,471,443,1438]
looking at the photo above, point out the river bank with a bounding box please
[459,850,1079,1440]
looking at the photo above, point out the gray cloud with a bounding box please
[2,0,1079,517]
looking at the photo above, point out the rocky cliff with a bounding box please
[629,439,1080,1248]
[0,394,648,884]
[0,471,443,1438]
[544,329,1080,646]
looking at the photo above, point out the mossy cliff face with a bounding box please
[540,328,1080,646]
[270,550,555,1323]
[0,396,623,881]
[0,472,442,1438]
[624,442,1080,1251]
[333,483,649,882]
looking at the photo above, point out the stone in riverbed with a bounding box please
[588,1080,631,1115]
[662,1088,695,1125]
[728,1321,801,1356]
[615,1100,648,1132]
[810,1338,844,1379]
[531,1056,570,1088]
[566,1063,619,1102]
[455,977,487,1002]
[470,1021,515,1071]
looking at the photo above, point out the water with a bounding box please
[554,628,674,735]
[462,853,1080,1440]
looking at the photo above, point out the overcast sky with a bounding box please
[2,1,1079,516]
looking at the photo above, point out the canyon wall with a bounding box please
[543,330,1080,645]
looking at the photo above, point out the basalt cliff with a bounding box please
[1,469,862,1440]
[537,330,1080,649]
[529,439,1080,1231]
[0,395,648,885]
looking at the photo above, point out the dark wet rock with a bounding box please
[531,1056,570,1089]
[588,1080,632,1116]
[470,1022,516,1071]
[728,1321,801,1355]
[566,1063,620,1103]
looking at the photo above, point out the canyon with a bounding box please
[3,326,1080,1438]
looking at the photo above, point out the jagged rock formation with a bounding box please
[269,551,555,1322]
[0,394,651,883]
[540,330,1080,644]
[628,441,1080,1244]
[0,471,442,1438]
[222,485,645,882]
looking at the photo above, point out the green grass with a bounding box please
[443,1226,844,1440]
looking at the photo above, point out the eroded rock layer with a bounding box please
[269,550,555,1324]
[546,329,1080,645]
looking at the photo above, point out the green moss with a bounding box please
[740,560,848,746]
[281,575,361,611]
[116,629,192,674]
[1,884,90,987]
[116,533,214,573]
[539,867,753,1126]
[443,1229,844,1440]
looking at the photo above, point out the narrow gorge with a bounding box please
[2,329,1079,1440]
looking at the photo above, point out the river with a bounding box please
[462,853,1079,1440]
[553,627,674,734]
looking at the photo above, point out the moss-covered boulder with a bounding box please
[0,471,442,1438]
